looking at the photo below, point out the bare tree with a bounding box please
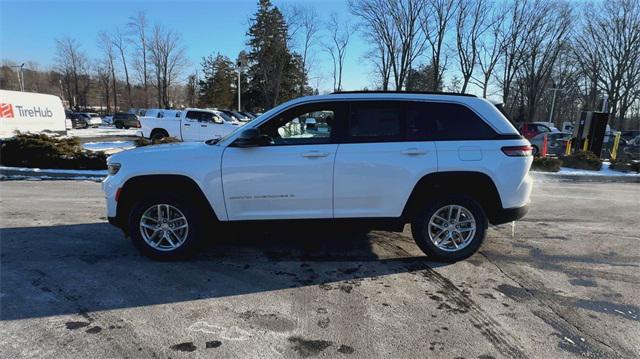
[98,31,118,110]
[112,28,132,108]
[455,0,490,94]
[518,1,572,122]
[148,24,188,108]
[55,37,88,109]
[574,0,640,128]
[95,60,112,112]
[286,5,320,95]
[325,13,351,92]
[497,0,532,112]
[421,0,458,91]
[472,7,508,98]
[350,0,427,90]
[128,11,150,107]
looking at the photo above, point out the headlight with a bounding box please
[107,163,121,175]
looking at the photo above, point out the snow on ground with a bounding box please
[542,161,640,177]
[66,126,142,138]
[0,166,107,176]
[82,140,136,153]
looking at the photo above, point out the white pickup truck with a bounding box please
[140,108,241,141]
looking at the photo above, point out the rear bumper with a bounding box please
[490,204,529,225]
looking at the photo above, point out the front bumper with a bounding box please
[490,204,529,225]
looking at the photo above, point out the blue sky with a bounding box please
[0,0,374,92]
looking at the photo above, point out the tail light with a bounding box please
[135,120,141,128]
[501,145,533,157]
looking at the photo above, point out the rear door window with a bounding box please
[347,102,403,142]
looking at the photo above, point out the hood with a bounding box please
[107,141,212,164]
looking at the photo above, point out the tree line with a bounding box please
[1,0,639,130]
[349,0,640,129]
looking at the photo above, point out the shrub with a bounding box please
[134,136,181,147]
[0,133,107,170]
[530,157,561,172]
[559,151,602,171]
[609,159,640,173]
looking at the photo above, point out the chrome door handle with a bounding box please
[402,148,426,155]
[184,124,191,127]
[302,151,330,158]
[201,124,207,127]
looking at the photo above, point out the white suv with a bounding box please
[103,92,533,261]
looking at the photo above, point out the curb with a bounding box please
[531,172,640,183]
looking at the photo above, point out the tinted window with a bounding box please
[348,102,402,141]
[407,102,496,141]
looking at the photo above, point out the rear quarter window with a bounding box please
[407,102,497,141]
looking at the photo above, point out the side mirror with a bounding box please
[213,115,223,124]
[233,128,260,147]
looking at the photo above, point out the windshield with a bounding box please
[215,111,234,122]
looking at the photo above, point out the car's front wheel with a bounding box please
[128,196,203,260]
[411,196,487,262]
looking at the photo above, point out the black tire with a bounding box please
[151,129,169,140]
[532,145,539,157]
[127,194,205,261]
[115,121,124,129]
[411,196,487,262]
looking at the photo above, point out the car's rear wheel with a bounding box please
[411,196,487,262]
[128,195,203,260]
[115,121,124,129]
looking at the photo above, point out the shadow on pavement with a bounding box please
[0,222,445,321]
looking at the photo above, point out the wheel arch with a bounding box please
[402,171,504,225]
[115,174,219,234]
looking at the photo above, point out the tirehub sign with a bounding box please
[0,103,14,118]
[0,103,53,119]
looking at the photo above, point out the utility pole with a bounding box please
[548,88,563,125]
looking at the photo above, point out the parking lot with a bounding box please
[0,177,638,358]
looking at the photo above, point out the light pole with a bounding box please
[548,87,563,125]
[10,63,25,91]
[237,63,241,112]
[236,52,247,112]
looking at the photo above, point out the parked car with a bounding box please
[103,91,532,261]
[102,114,113,125]
[113,113,141,129]
[139,108,240,141]
[517,122,554,139]
[77,112,102,128]
[220,109,251,122]
[529,132,571,156]
[66,112,88,129]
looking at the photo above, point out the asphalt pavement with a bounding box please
[0,178,638,358]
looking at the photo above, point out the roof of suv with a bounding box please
[263,92,519,135]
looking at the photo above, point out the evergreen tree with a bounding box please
[198,54,235,108]
[245,0,307,110]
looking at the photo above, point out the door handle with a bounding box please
[184,124,191,127]
[301,151,330,158]
[402,148,427,155]
[201,124,207,127]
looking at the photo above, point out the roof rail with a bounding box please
[330,90,477,98]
